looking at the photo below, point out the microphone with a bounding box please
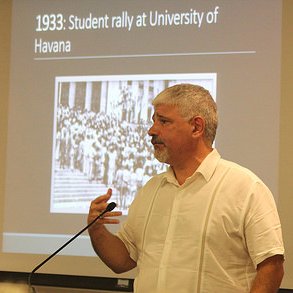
[28,202,117,291]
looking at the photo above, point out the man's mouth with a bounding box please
[151,137,164,146]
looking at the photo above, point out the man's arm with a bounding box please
[250,255,284,293]
[87,189,137,274]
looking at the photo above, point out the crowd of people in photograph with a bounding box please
[54,104,166,210]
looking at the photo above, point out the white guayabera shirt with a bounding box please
[117,149,284,293]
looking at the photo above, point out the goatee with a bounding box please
[154,148,169,163]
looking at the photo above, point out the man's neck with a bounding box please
[171,147,213,185]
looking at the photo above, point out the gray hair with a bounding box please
[152,83,218,145]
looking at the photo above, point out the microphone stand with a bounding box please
[28,202,116,292]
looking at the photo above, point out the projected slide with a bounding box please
[2,0,281,268]
[51,74,217,215]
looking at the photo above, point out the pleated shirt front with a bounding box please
[117,149,284,293]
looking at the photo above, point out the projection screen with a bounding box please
[1,0,281,280]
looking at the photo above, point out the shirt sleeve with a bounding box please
[244,181,285,268]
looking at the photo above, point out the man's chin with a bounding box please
[154,150,169,164]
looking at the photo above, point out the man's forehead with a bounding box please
[152,103,180,118]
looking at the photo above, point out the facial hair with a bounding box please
[154,147,169,163]
[151,136,170,163]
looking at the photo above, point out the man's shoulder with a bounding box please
[218,157,263,184]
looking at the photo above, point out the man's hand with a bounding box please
[87,188,122,231]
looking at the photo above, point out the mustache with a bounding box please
[151,136,164,145]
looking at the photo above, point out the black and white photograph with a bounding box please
[50,73,217,214]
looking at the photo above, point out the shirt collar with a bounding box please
[162,149,221,185]
[196,149,221,182]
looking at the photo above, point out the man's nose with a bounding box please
[148,123,157,137]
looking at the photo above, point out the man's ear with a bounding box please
[191,116,205,136]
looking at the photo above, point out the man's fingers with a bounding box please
[90,189,113,211]
[104,211,122,217]
[88,189,121,227]
[93,188,112,204]
[90,211,122,228]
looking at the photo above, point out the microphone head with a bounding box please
[106,202,116,212]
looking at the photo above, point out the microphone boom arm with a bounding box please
[28,202,116,288]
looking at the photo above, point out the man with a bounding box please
[88,84,284,293]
